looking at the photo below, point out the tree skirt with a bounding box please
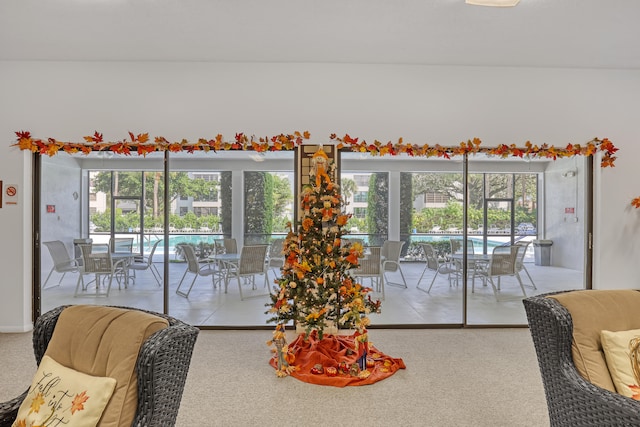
[269,331,405,387]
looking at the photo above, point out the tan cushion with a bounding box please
[550,290,640,392]
[44,305,168,427]
[601,329,640,399]
[13,355,116,427]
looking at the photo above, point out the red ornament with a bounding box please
[311,363,324,375]
[366,358,375,368]
[325,366,337,377]
[338,361,349,374]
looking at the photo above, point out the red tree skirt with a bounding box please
[269,331,406,387]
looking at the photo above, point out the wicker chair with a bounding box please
[523,290,640,426]
[0,305,199,427]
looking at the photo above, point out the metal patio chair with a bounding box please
[351,245,384,297]
[416,243,457,293]
[224,244,269,300]
[74,243,127,297]
[175,244,221,298]
[42,240,79,289]
[129,239,163,286]
[381,240,407,290]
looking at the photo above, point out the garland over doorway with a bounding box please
[13,130,617,165]
[14,130,629,203]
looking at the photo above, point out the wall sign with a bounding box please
[5,184,18,205]
[46,205,56,213]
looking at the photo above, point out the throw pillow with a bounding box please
[13,355,116,427]
[601,328,640,399]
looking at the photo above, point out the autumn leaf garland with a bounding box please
[14,130,632,204]
[14,130,617,163]
[13,130,312,157]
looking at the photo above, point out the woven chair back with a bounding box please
[238,245,268,275]
[79,244,113,274]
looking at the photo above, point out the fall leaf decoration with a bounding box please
[14,130,616,165]
[13,130,310,157]
[629,336,640,400]
[14,130,629,204]
[70,391,90,415]
[330,134,618,168]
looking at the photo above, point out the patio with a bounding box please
[41,257,582,328]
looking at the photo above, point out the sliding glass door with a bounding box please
[36,149,588,327]
[465,155,586,325]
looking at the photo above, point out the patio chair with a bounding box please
[474,244,527,301]
[267,238,285,281]
[514,240,537,289]
[0,304,198,427]
[449,237,485,286]
[449,237,475,256]
[223,237,238,254]
[224,244,269,300]
[351,246,384,298]
[416,243,457,293]
[109,237,134,253]
[381,240,407,289]
[523,290,640,426]
[42,240,79,289]
[129,239,163,286]
[175,244,221,298]
[75,243,127,297]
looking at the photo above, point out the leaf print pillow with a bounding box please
[13,355,116,427]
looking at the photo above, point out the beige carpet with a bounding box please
[0,328,549,426]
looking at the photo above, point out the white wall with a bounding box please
[1,61,639,330]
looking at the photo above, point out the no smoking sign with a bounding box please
[5,184,18,205]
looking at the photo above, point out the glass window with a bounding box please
[244,171,294,245]
[353,207,367,218]
[35,148,585,330]
[354,191,368,203]
[341,170,389,246]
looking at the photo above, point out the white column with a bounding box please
[389,171,401,241]
[232,171,244,251]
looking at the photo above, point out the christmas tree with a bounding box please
[266,148,381,343]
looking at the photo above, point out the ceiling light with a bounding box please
[465,0,520,6]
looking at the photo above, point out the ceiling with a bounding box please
[1,0,639,69]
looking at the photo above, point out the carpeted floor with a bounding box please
[0,328,549,426]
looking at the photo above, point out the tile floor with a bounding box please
[41,259,582,328]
